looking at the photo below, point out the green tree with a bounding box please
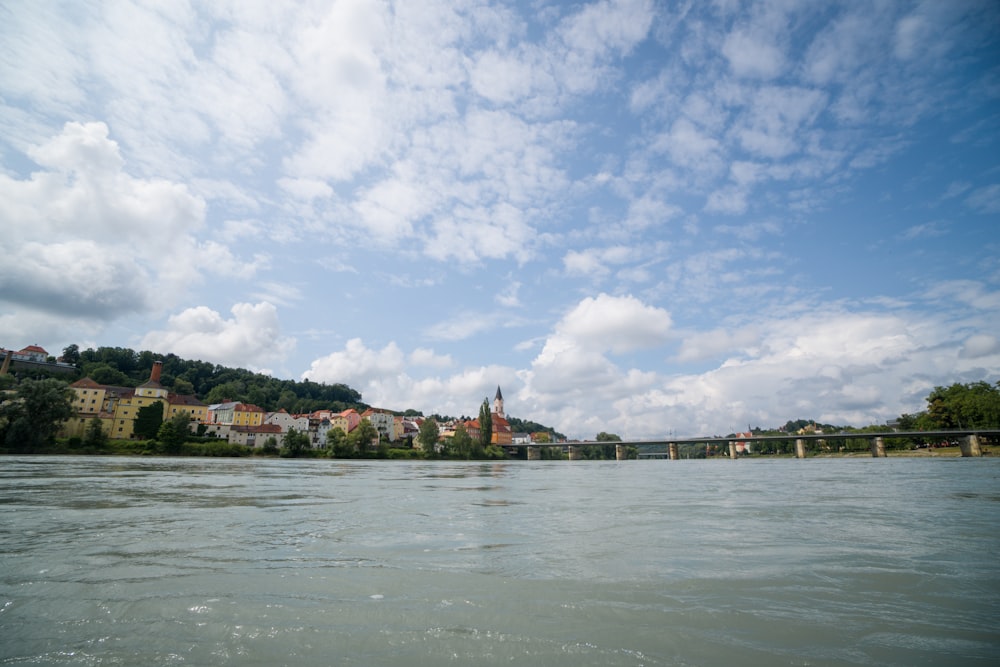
[590,432,623,459]
[204,382,247,405]
[326,427,352,457]
[477,399,492,457]
[133,403,164,440]
[85,363,131,386]
[925,381,1000,429]
[450,423,473,459]
[82,417,108,449]
[280,428,310,458]
[261,436,279,454]
[172,378,195,395]
[61,344,81,367]
[349,421,379,456]
[418,418,440,455]
[0,378,74,451]
[157,412,192,453]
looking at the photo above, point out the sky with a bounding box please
[1,0,999,440]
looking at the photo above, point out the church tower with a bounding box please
[493,385,504,419]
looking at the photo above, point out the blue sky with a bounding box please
[1,0,998,439]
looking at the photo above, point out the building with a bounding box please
[1,345,76,375]
[363,408,396,442]
[207,401,265,427]
[62,361,207,439]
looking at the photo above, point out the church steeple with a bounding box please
[493,385,504,419]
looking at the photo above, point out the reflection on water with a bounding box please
[1,456,998,666]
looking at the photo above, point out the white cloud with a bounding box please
[409,348,454,369]
[553,293,673,354]
[722,29,785,80]
[0,122,252,319]
[141,302,295,372]
[675,325,760,363]
[304,338,407,388]
[959,334,1000,360]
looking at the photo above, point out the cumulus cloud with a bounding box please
[0,122,246,321]
[141,302,295,372]
[303,338,407,388]
[553,293,673,354]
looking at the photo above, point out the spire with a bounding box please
[493,385,504,419]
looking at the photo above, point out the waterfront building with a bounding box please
[62,362,206,439]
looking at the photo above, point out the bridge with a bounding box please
[508,429,1000,460]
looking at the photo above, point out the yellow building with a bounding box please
[233,403,264,426]
[63,361,206,440]
[207,401,264,427]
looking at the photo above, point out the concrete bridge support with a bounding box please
[616,444,626,460]
[795,438,806,459]
[870,436,886,457]
[669,442,679,460]
[527,446,541,460]
[960,434,983,457]
[567,445,583,460]
[728,442,738,459]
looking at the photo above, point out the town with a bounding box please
[3,345,545,456]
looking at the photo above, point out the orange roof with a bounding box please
[70,377,104,389]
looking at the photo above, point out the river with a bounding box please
[1,455,998,665]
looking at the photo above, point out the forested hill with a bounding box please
[63,346,367,415]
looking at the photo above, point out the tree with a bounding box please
[172,378,195,396]
[261,436,279,454]
[349,421,379,456]
[204,382,247,405]
[477,399,492,457]
[925,381,1000,429]
[83,417,108,449]
[61,344,81,367]
[417,418,440,454]
[85,363,131,386]
[133,403,164,440]
[157,412,192,453]
[449,423,473,459]
[590,432,623,459]
[0,378,75,451]
[327,427,352,457]
[280,428,310,458]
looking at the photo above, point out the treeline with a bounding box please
[59,345,367,414]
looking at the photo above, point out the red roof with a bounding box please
[19,345,48,354]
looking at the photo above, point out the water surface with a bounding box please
[1,456,998,665]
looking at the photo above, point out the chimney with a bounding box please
[150,361,163,383]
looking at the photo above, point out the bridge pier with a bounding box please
[795,438,806,459]
[567,445,583,460]
[870,436,886,457]
[527,446,541,460]
[960,434,983,457]
[616,444,626,460]
[728,442,738,459]
[669,442,679,460]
